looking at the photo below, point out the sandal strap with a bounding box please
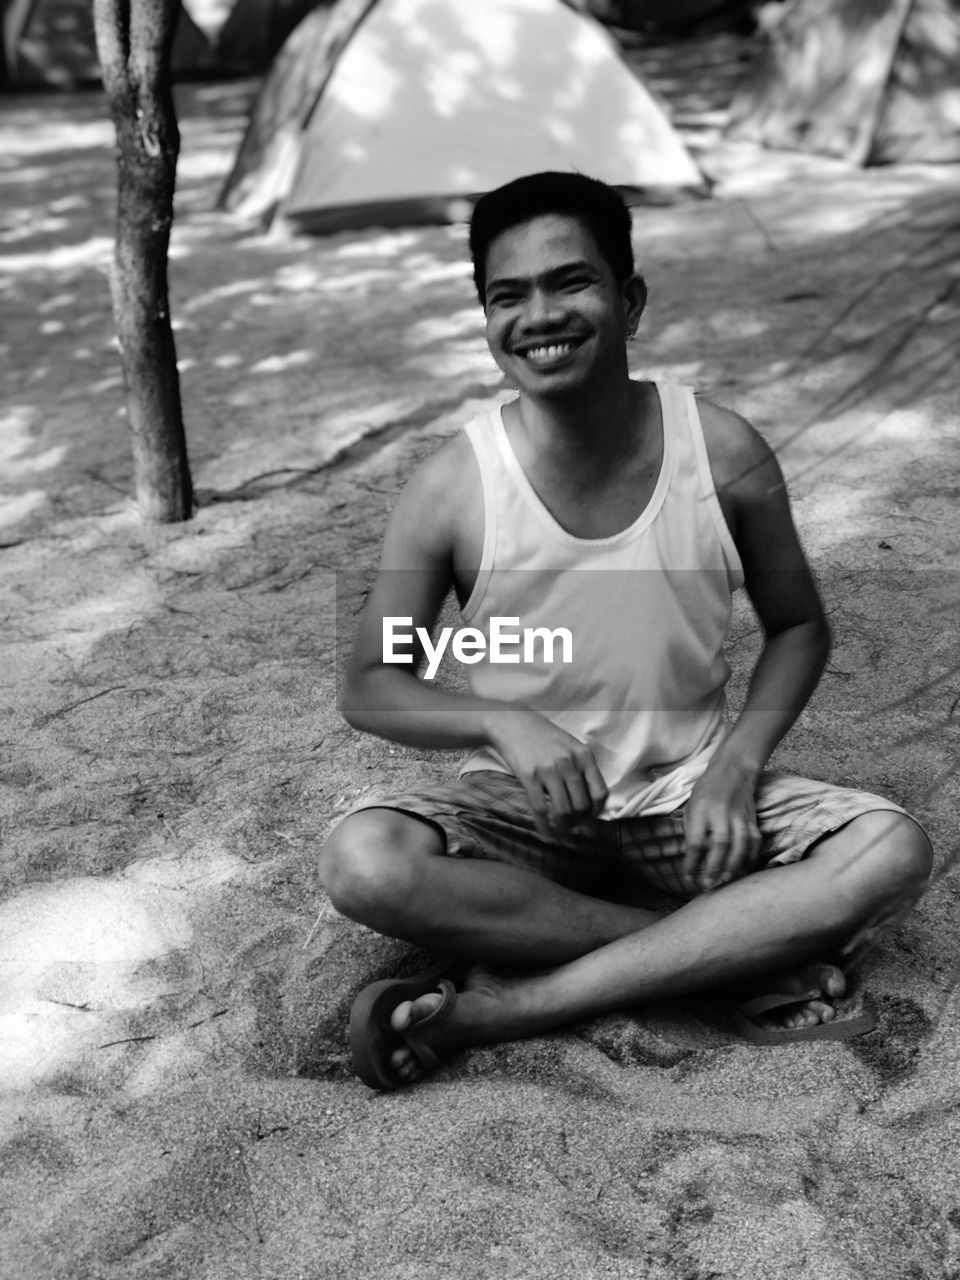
[402,978,456,1070]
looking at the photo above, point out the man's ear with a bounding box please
[623,274,647,337]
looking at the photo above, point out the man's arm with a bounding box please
[341,440,495,746]
[683,400,831,891]
[341,440,608,833]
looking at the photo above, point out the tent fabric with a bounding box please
[873,0,960,162]
[219,0,707,232]
[727,0,960,166]
[1,0,214,87]
[217,0,376,218]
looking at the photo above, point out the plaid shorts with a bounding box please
[344,769,911,901]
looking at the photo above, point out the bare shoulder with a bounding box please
[694,394,785,506]
[395,430,477,512]
[380,430,482,569]
[694,394,817,581]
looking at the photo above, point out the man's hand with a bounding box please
[487,708,608,837]
[682,758,762,893]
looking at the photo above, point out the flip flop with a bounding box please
[730,1000,876,1045]
[349,964,459,1091]
[728,965,877,1045]
[732,963,824,1019]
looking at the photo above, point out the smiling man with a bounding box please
[319,172,932,1090]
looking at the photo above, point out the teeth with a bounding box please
[524,343,574,362]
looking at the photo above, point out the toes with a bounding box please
[387,989,446,1085]
[815,965,847,1001]
[769,998,837,1030]
[389,1046,424,1081]
[804,999,836,1024]
[771,963,847,1002]
[390,990,443,1035]
[390,999,414,1035]
[778,1008,813,1030]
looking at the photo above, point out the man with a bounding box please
[320,172,932,1091]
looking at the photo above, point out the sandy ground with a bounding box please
[2,73,960,1280]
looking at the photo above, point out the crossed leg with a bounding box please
[320,807,932,1083]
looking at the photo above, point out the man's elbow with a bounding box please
[338,673,369,732]
[338,665,404,733]
[765,610,831,655]
[339,700,363,732]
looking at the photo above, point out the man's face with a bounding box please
[482,213,643,400]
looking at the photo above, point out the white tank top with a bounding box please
[457,382,744,818]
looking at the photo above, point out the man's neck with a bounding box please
[513,376,649,471]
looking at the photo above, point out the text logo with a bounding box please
[383,617,573,679]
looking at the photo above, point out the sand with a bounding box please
[2,72,960,1280]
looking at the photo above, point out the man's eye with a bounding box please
[562,277,591,291]
[489,293,521,307]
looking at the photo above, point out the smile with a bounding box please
[517,339,583,365]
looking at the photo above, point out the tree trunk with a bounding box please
[93,0,193,523]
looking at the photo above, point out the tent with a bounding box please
[1,0,214,88]
[218,0,707,232]
[727,0,960,165]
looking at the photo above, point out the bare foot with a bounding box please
[385,960,851,1083]
[733,962,847,1033]
[388,965,517,1084]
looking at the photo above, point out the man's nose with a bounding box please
[521,286,566,328]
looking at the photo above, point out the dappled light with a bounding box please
[0,237,114,271]
[248,350,315,373]
[2,22,960,1279]
[405,306,483,346]
[0,491,48,533]
[1,117,115,156]
[46,578,165,661]
[0,877,196,1089]
[1,407,40,464]
[3,78,956,538]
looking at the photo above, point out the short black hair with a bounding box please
[469,171,635,305]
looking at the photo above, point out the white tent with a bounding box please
[219,0,707,232]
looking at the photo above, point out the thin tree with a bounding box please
[93,0,193,522]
